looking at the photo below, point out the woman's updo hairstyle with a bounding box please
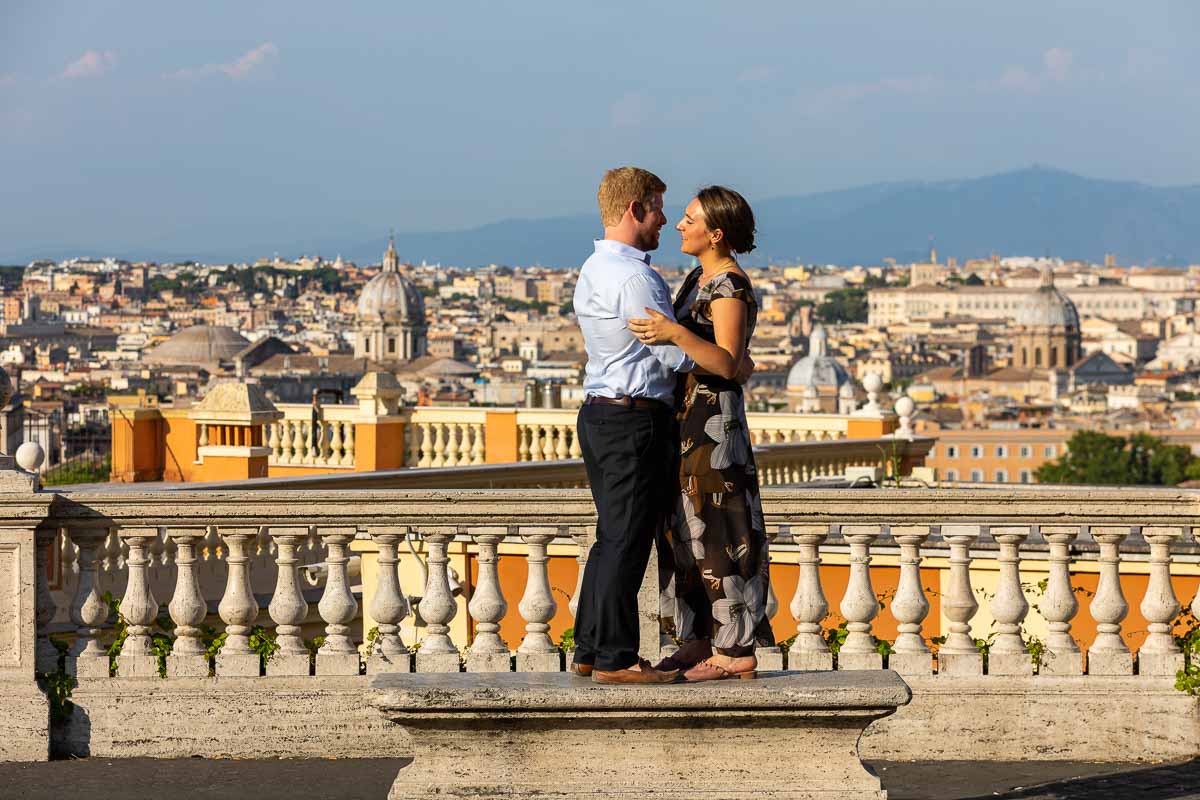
[696,185,756,254]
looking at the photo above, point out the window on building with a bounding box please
[946,469,958,481]
[970,470,983,482]
[1020,445,1032,458]
[947,445,959,458]
[364,339,370,354]
[995,469,1008,482]
[970,446,982,458]
[1044,445,1056,458]
[388,338,396,354]
[1020,470,1032,483]
[1035,348,1043,367]
[996,445,1008,458]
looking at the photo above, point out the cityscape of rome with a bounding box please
[6,3,1200,800]
[7,240,1200,489]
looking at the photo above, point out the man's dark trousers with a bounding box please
[572,401,676,672]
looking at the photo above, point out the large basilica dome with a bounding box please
[354,237,428,362]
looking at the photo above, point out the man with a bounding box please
[570,167,691,685]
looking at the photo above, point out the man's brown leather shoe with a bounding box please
[569,662,593,677]
[592,658,679,685]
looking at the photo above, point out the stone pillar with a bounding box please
[788,524,833,671]
[166,527,210,678]
[888,525,932,675]
[937,525,982,676]
[755,528,784,671]
[66,527,111,678]
[267,526,312,676]
[367,526,413,674]
[414,527,461,672]
[116,526,162,677]
[516,527,560,672]
[1139,526,1184,676]
[1039,525,1082,675]
[34,525,58,675]
[316,527,361,675]
[215,526,261,677]
[466,527,511,672]
[987,526,1033,676]
[837,525,882,670]
[1088,526,1133,675]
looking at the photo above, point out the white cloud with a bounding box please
[986,47,1074,94]
[61,50,117,80]
[1043,48,1073,82]
[737,65,775,83]
[165,42,279,81]
[803,73,943,115]
[0,74,16,87]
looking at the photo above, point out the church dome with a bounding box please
[1016,267,1079,330]
[147,325,250,366]
[357,237,425,324]
[786,324,851,389]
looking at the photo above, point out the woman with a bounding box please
[628,185,773,681]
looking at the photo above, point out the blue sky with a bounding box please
[1,1,1198,260]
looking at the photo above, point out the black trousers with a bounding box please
[572,401,677,671]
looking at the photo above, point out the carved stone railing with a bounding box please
[263,404,903,472]
[267,404,358,468]
[29,484,1199,680]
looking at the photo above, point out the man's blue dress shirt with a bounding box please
[573,239,694,403]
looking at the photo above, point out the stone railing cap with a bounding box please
[369,670,911,713]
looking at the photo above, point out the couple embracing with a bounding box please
[570,166,773,685]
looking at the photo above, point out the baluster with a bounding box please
[888,525,932,675]
[289,420,304,465]
[328,420,344,465]
[215,525,261,676]
[788,524,832,670]
[276,421,289,464]
[418,422,433,468]
[471,422,486,464]
[406,420,420,466]
[516,527,560,671]
[1088,526,1133,675]
[541,425,556,461]
[431,423,446,468]
[529,425,543,462]
[937,525,983,675]
[317,420,332,464]
[166,527,210,677]
[414,527,461,672]
[837,525,881,669]
[466,526,510,672]
[341,421,356,466]
[568,526,594,620]
[267,526,311,675]
[316,527,361,675]
[367,526,412,673]
[1040,525,1082,675]
[198,422,208,448]
[444,421,460,467]
[755,529,783,670]
[988,526,1032,675]
[65,527,110,678]
[554,425,569,460]
[116,527,162,677]
[1139,526,1184,676]
[518,425,532,462]
[34,525,58,673]
[266,421,279,462]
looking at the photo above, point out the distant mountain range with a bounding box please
[12,167,1200,267]
[343,167,1200,268]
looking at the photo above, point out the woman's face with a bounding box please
[676,198,714,257]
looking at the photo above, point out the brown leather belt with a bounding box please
[584,395,669,411]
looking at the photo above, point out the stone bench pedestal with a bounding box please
[371,670,911,800]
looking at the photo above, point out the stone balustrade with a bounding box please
[3,484,1199,764]
[27,485,1200,681]
[256,403,907,473]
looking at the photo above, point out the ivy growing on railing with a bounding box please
[1172,604,1200,695]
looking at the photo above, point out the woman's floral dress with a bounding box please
[659,268,774,657]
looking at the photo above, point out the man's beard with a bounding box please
[637,229,661,252]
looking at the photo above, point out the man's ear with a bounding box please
[628,200,645,223]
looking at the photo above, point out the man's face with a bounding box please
[632,192,667,252]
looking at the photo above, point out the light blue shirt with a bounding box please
[573,239,694,403]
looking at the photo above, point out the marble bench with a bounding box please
[370,669,911,800]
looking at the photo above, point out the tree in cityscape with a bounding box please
[816,287,868,324]
[1035,430,1200,486]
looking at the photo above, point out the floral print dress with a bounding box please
[659,268,774,657]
